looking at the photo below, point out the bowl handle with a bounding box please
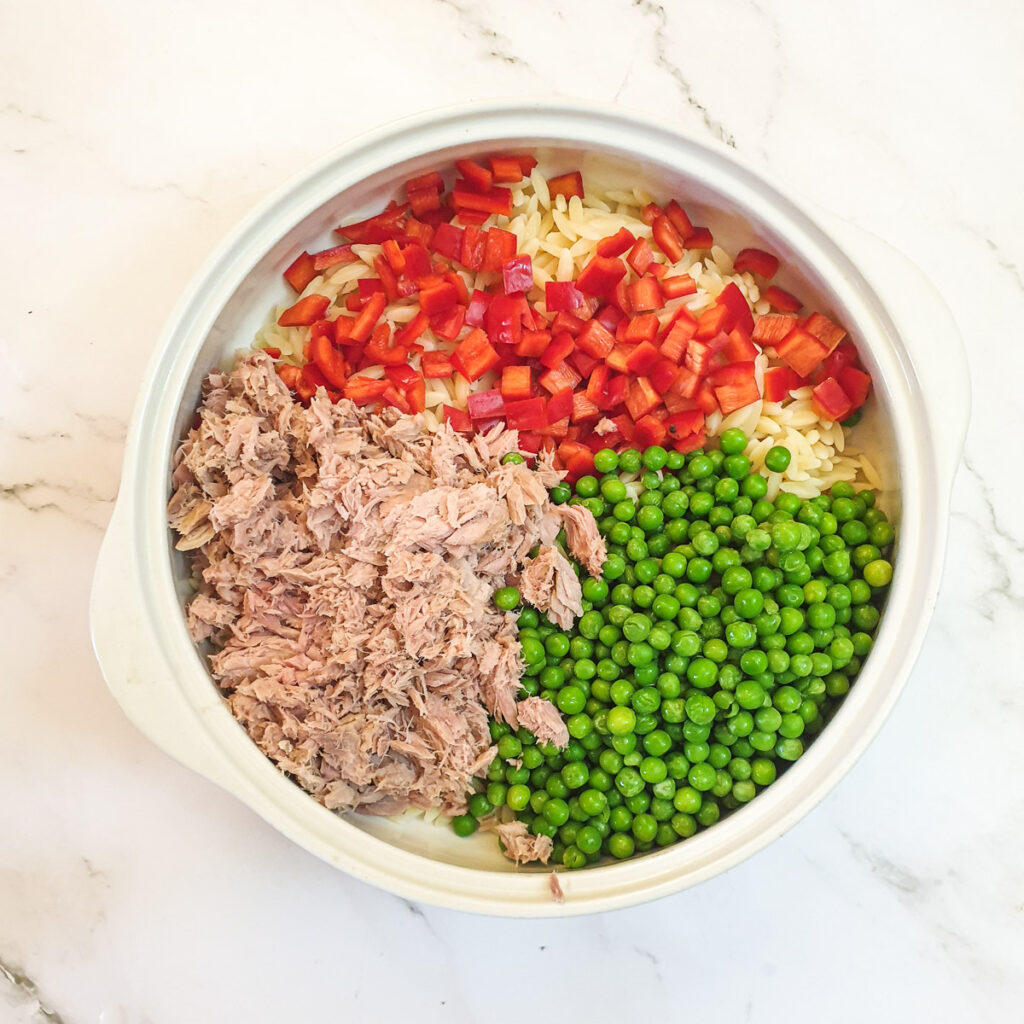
[811,211,971,490]
[90,500,225,783]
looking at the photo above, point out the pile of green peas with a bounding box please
[451,429,895,867]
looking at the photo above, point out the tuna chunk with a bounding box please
[167,351,595,820]
[495,820,553,865]
[556,503,607,578]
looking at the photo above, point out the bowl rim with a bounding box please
[104,99,951,915]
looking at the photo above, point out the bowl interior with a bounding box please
[165,122,902,881]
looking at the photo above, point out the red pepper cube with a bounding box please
[421,350,455,379]
[820,341,861,379]
[804,312,848,353]
[278,293,331,328]
[545,280,587,313]
[633,414,668,448]
[650,358,681,395]
[453,184,513,217]
[663,366,701,412]
[501,365,533,401]
[622,315,660,345]
[311,244,357,272]
[405,170,444,194]
[430,222,465,261]
[465,289,492,327]
[718,327,759,364]
[539,363,582,395]
[455,158,493,193]
[664,200,694,241]
[547,386,574,423]
[548,171,585,199]
[505,397,548,431]
[401,244,433,280]
[407,185,442,217]
[584,364,611,406]
[602,373,628,411]
[443,405,473,432]
[596,227,636,258]
[685,227,714,250]
[515,329,552,359]
[502,254,534,295]
[419,281,459,317]
[576,255,628,298]
[283,251,317,292]
[461,225,486,271]
[659,274,698,300]
[539,331,574,369]
[776,327,830,378]
[552,311,588,336]
[716,282,755,335]
[344,376,390,405]
[628,277,663,313]
[733,247,780,279]
[624,341,661,375]
[452,328,501,382]
[665,409,705,441]
[763,285,803,313]
[571,391,601,423]
[490,155,528,183]
[429,305,466,342]
[709,361,760,415]
[658,321,696,365]
[811,377,853,422]
[762,366,797,403]
[641,202,663,226]
[596,303,625,334]
[569,349,601,378]
[626,237,654,276]
[752,313,798,345]
[575,318,616,359]
[604,343,633,374]
[652,215,685,262]
[482,227,518,273]
[467,388,507,421]
[625,377,661,421]
[485,292,526,347]
[394,310,430,350]
[310,334,349,389]
[837,366,871,409]
[694,305,730,341]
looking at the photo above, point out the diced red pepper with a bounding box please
[505,397,548,431]
[585,364,610,405]
[685,227,714,250]
[547,386,574,423]
[380,239,405,274]
[372,254,400,302]
[418,281,458,317]
[518,431,543,454]
[405,170,444,194]
[309,334,349,389]
[603,373,628,410]
[384,364,425,413]
[622,315,660,345]
[453,183,513,216]
[820,341,861,379]
[629,277,663,313]
[659,275,697,300]
[663,366,701,410]
[539,363,582,395]
[717,282,755,335]
[278,293,330,327]
[502,255,534,294]
[661,201,691,240]
[596,227,636,258]
[465,289,492,328]
[344,376,390,405]
[837,366,871,409]
[485,292,526,347]
[482,227,518,272]
[694,380,720,415]
[262,346,281,360]
[310,245,356,273]
[684,336,720,376]
[283,251,317,292]
[626,237,655,276]
[569,349,601,378]
[625,377,660,420]
[694,305,730,340]
[763,285,802,313]
[548,171,584,199]
[576,255,628,298]
[443,405,473,432]
[455,159,493,193]
[452,328,501,382]
[634,414,668,448]
[514,329,552,358]
[575,318,616,358]
[460,225,486,271]
[540,331,574,369]
[407,185,442,217]
[652,215,685,262]
[490,155,528,183]
[501,364,533,401]
[277,363,302,391]
[363,323,410,366]
[776,327,829,377]
[605,343,633,374]
[811,377,853,421]
[659,318,698,364]
[709,361,760,415]
[716,327,759,364]
[429,304,466,342]
[596,303,625,334]
[455,208,490,226]
[348,291,387,345]
[421,350,455,379]
[545,280,587,312]
[552,311,588,336]
[543,417,570,439]
[665,409,705,440]
[430,222,464,261]
[733,247,779,279]
[762,365,798,403]
[804,312,847,352]
[467,388,506,421]
[335,201,408,243]
[650,358,681,395]
[752,313,797,344]
[401,244,433,281]
[624,341,661,375]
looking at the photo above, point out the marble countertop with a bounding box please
[3,1,1022,1020]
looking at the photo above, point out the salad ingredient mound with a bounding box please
[168,352,603,817]
[459,439,894,867]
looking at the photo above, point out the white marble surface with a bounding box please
[3,1,1022,1020]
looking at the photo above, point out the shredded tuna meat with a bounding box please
[515,696,569,750]
[495,820,553,865]
[167,352,603,818]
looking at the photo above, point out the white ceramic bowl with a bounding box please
[90,101,969,916]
